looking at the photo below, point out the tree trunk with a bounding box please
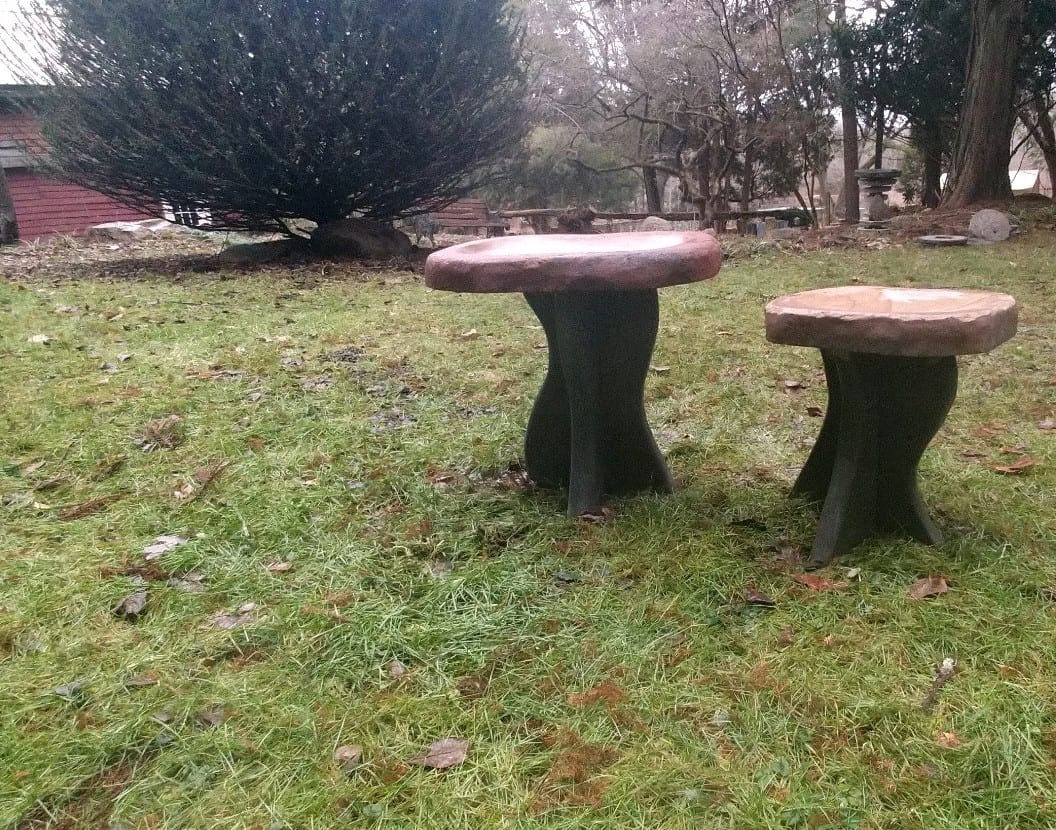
[873,104,885,168]
[643,165,663,214]
[0,165,18,245]
[836,0,859,224]
[916,120,945,208]
[941,0,1026,208]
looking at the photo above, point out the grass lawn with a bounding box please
[1,230,1055,829]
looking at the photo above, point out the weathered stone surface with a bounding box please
[424,231,722,294]
[216,239,298,265]
[917,234,969,247]
[968,209,1012,242]
[310,218,413,259]
[765,286,1018,356]
[638,216,672,231]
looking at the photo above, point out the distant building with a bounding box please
[0,85,153,240]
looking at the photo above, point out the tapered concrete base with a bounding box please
[523,290,674,516]
[794,351,958,567]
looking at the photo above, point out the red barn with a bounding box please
[0,85,154,241]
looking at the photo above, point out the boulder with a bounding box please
[216,239,298,266]
[310,218,413,259]
[639,216,672,231]
[968,209,1012,243]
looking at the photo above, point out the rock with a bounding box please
[311,218,413,259]
[216,239,298,265]
[86,219,181,241]
[968,209,1012,243]
[639,216,672,231]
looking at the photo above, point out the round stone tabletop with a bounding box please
[424,231,722,293]
[765,286,1018,356]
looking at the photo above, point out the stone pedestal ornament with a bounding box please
[425,231,722,516]
[765,286,1017,566]
[855,168,901,229]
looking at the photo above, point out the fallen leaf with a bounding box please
[134,414,184,451]
[987,455,1037,475]
[52,679,89,701]
[27,334,51,345]
[457,329,480,340]
[173,481,198,502]
[197,706,227,727]
[334,744,363,773]
[388,660,408,678]
[1039,418,1055,431]
[776,627,795,646]
[805,405,824,417]
[114,589,148,620]
[408,738,469,770]
[935,731,965,749]
[782,379,804,391]
[193,460,229,488]
[208,609,255,630]
[299,375,335,391]
[168,573,206,593]
[791,572,849,591]
[124,671,160,689]
[266,561,294,573]
[143,535,188,560]
[744,583,776,608]
[908,575,949,600]
[91,454,126,480]
[21,459,46,475]
[58,493,124,521]
[649,365,671,374]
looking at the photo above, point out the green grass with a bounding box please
[1,233,1055,829]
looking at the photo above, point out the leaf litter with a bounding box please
[408,738,469,770]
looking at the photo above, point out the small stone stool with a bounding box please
[425,231,722,517]
[765,286,1018,566]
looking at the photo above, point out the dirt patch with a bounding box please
[16,754,143,830]
[0,232,431,285]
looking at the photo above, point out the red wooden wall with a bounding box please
[1,111,155,240]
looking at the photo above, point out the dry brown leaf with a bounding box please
[143,535,188,560]
[266,561,294,573]
[1039,418,1055,431]
[935,731,965,749]
[987,455,1037,475]
[114,589,148,620]
[21,458,46,475]
[805,405,824,417]
[744,583,776,608]
[124,671,160,689]
[134,414,184,451]
[193,460,229,487]
[58,493,125,521]
[408,738,469,770]
[908,575,950,601]
[791,572,850,592]
[334,744,363,773]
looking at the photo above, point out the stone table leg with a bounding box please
[523,290,674,516]
[794,350,958,567]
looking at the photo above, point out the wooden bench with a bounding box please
[432,198,507,237]
[765,286,1018,566]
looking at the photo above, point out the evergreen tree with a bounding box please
[7,0,526,234]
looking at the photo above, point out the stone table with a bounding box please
[425,231,722,516]
[765,286,1017,566]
